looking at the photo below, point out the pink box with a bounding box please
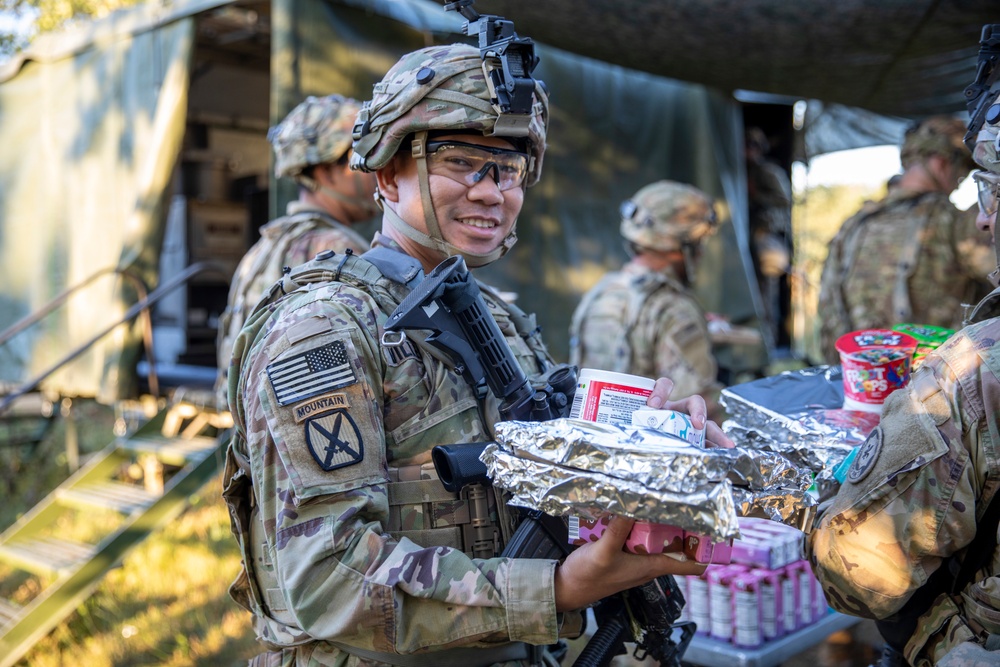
[732,571,764,648]
[568,516,727,562]
[708,565,745,642]
[780,567,798,632]
[737,518,804,568]
[784,560,814,630]
[751,568,785,640]
[627,521,685,555]
[684,532,733,564]
[731,533,783,570]
[568,516,684,555]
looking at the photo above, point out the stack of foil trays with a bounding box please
[482,418,815,541]
[720,365,880,499]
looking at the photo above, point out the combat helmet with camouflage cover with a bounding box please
[351,43,549,267]
[900,116,977,173]
[271,94,361,181]
[620,181,718,253]
[620,180,718,286]
[270,94,378,216]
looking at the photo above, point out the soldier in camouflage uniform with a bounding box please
[746,127,793,347]
[222,44,724,667]
[568,180,723,419]
[215,94,378,407]
[816,116,993,364]
[808,93,1000,667]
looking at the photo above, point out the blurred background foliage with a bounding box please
[0,0,143,56]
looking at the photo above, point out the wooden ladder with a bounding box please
[0,400,232,667]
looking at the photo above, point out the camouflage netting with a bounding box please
[475,0,997,118]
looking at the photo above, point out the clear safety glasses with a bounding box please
[973,169,1000,218]
[423,140,529,192]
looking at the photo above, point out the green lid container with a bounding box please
[893,323,954,349]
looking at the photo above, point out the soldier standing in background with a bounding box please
[807,83,1000,665]
[215,94,378,407]
[745,127,793,349]
[816,116,992,364]
[569,180,724,419]
[221,43,727,666]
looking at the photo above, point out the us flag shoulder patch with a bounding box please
[267,340,357,406]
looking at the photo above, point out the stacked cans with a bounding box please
[678,518,828,647]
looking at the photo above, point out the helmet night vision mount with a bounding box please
[444,0,542,136]
[965,24,1000,151]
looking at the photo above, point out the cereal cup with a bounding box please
[835,329,918,413]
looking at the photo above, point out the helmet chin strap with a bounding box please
[681,244,697,287]
[384,131,516,269]
[990,217,1000,288]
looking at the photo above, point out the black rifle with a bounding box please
[964,24,1000,151]
[385,255,696,667]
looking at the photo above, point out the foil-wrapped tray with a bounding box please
[482,418,816,541]
[720,365,880,497]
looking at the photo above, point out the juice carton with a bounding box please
[686,572,711,635]
[780,566,798,632]
[751,568,785,640]
[732,571,764,648]
[708,565,745,642]
[568,516,729,563]
[684,532,734,564]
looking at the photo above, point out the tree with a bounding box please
[0,0,144,58]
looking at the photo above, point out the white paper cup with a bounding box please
[569,369,655,426]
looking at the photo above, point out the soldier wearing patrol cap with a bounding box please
[215,94,378,408]
[569,180,723,418]
[816,115,994,364]
[221,42,728,667]
[808,86,1000,666]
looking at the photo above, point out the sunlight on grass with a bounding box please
[17,476,260,667]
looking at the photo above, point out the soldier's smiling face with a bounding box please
[377,133,525,269]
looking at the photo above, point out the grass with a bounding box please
[2,399,260,666]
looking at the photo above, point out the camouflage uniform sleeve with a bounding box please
[238,283,560,654]
[808,328,988,620]
[641,289,718,400]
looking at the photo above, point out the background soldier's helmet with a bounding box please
[351,43,549,186]
[620,181,718,253]
[269,94,362,181]
[900,115,977,172]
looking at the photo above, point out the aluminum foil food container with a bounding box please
[720,365,881,496]
[482,418,816,541]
